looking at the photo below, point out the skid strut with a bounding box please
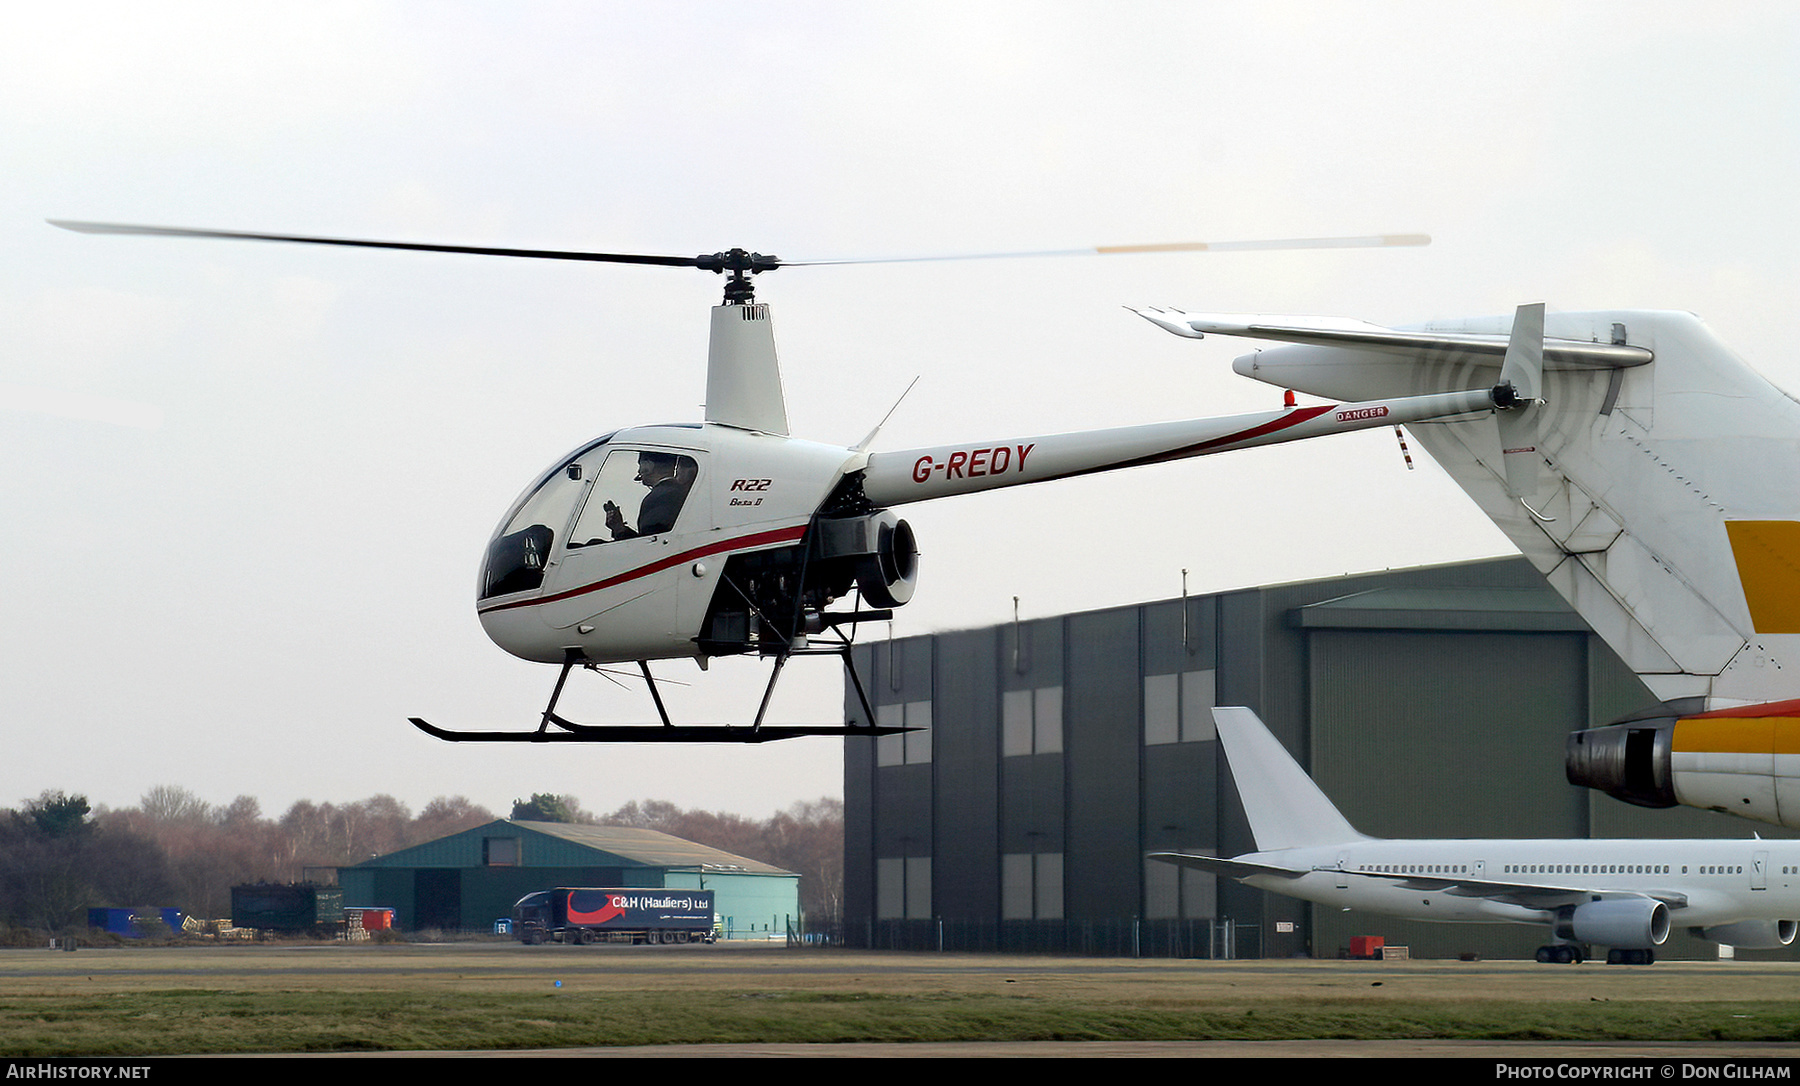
[410,622,910,744]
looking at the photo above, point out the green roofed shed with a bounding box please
[339,819,798,937]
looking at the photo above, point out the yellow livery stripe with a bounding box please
[1724,521,1800,633]
[1675,715,1800,755]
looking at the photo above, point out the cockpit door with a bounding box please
[537,448,705,639]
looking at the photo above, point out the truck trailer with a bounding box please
[512,888,716,945]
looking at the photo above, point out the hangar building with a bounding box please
[340,819,798,936]
[843,556,1798,960]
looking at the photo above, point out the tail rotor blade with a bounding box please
[1499,302,1544,403]
[1497,303,1546,499]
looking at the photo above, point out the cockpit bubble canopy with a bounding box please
[481,435,699,600]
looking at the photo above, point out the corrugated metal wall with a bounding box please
[845,557,1799,959]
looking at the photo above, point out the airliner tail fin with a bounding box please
[1213,707,1365,851]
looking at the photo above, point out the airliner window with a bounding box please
[567,451,698,548]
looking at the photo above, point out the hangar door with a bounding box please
[1304,628,1588,840]
[414,869,463,930]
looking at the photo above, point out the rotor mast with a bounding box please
[690,248,790,437]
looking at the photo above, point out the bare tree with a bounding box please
[412,796,496,842]
[0,786,843,931]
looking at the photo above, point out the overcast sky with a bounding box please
[4,1,1796,820]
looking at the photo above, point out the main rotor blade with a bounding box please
[50,221,1428,274]
[48,220,707,268]
[782,233,1431,266]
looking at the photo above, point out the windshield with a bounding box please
[480,439,611,599]
[480,438,700,600]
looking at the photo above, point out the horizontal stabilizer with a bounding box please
[1148,851,1307,881]
[1133,309,1653,368]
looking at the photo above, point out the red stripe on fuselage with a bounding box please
[1181,404,1336,455]
[1024,405,1339,486]
[478,524,808,615]
[1692,698,1800,719]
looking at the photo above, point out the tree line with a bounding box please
[0,787,843,937]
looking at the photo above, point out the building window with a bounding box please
[1143,669,1215,745]
[1002,686,1063,757]
[483,837,519,866]
[1002,852,1064,919]
[876,701,933,765]
[877,855,933,919]
[1145,853,1216,919]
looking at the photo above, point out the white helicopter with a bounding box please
[53,222,1536,743]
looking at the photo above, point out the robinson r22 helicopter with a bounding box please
[52,221,1542,743]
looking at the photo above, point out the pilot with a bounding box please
[606,452,693,539]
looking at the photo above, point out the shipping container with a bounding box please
[231,883,345,933]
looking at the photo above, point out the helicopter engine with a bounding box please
[695,507,918,656]
[817,508,918,609]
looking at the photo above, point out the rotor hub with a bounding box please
[696,248,780,306]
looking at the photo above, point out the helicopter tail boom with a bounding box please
[861,386,1501,506]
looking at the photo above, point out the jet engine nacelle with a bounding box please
[1558,898,1670,948]
[1566,708,1681,810]
[1567,699,1800,829]
[1694,919,1798,950]
[814,509,918,608]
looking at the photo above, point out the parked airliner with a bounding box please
[1151,707,1800,963]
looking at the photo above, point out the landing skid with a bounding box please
[410,631,912,744]
[408,718,906,743]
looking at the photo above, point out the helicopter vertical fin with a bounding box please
[705,303,790,436]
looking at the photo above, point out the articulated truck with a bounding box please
[512,888,716,945]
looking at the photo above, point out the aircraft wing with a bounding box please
[1147,852,1309,882]
[1350,869,1689,911]
[1131,309,1653,369]
[1155,853,1691,911]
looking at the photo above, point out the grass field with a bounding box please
[4,941,1800,1055]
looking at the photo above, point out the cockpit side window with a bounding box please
[566,450,698,548]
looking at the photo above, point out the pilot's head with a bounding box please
[636,452,678,486]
